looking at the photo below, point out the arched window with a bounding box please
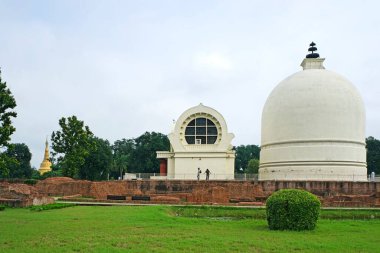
[185,117,218,144]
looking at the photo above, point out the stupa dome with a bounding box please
[259,43,367,181]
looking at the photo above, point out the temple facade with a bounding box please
[157,103,235,180]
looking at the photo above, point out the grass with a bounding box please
[171,205,380,220]
[29,203,76,212]
[0,205,379,252]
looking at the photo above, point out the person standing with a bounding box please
[205,169,210,181]
[197,168,202,181]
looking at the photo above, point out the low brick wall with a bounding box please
[0,182,54,207]
[36,177,92,197]
[34,178,380,207]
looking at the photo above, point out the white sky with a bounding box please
[0,1,379,167]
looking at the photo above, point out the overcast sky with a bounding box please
[0,0,379,168]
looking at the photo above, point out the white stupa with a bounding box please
[259,42,367,181]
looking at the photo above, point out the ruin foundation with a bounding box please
[34,177,380,207]
[0,181,54,207]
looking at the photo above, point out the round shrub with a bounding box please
[266,189,321,231]
[0,205,6,211]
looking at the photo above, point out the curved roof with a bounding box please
[169,103,234,152]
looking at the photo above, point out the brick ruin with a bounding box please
[32,177,380,207]
[0,181,54,207]
[1,177,378,207]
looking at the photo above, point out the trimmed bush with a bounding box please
[0,204,5,211]
[266,189,321,231]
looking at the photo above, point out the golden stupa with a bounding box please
[38,139,52,175]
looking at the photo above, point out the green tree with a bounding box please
[128,132,169,173]
[31,169,42,179]
[366,136,380,175]
[80,137,113,181]
[0,71,17,178]
[234,145,260,173]
[51,116,96,178]
[5,143,33,178]
[112,132,169,175]
[246,158,260,174]
[112,138,134,179]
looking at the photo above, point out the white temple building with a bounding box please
[157,103,235,180]
[259,43,367,181]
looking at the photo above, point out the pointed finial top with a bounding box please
[301,42,325,70]
[306,41,320,58]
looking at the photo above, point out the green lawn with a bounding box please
[1,205,379,253]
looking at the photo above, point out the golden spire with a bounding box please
[38,138,52,175]
[43,138,49,161]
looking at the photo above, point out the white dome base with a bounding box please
[259,140,367,181]
[259,164,367,181]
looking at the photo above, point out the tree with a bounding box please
[0,70,17,178]
[246,158,260,174]
[129,132,170,173]
[38,170,63,179]
[112,138,134,179]
[366,136,380,175]
[31,169,42,179]
[51,116,96,178]
[5,143,33,178]
[234,145,260,173]
[112,132,169,174]
[80,137,113,181]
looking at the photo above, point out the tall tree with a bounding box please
[80,137,113,181]
[234,145,260,173]
[246,158,260,174]
[112,132,169,175]
[0,70,17,178]
[112,138,134,179]
[366,136,380,175]
[129,132,170,173]
[5,143,33,178]
[51,116,95,178]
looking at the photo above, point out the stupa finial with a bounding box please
[301,42,325,70]
[306,41,320,58]
[39,138,52,175]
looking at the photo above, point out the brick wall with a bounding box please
[35,177,380,207]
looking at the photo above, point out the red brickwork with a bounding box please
[33,178,380,207]
[0,181,54,207]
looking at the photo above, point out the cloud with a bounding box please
[194,52,233,71]
[0,1,379,168]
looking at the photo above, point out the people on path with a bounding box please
[197,168,202,181]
